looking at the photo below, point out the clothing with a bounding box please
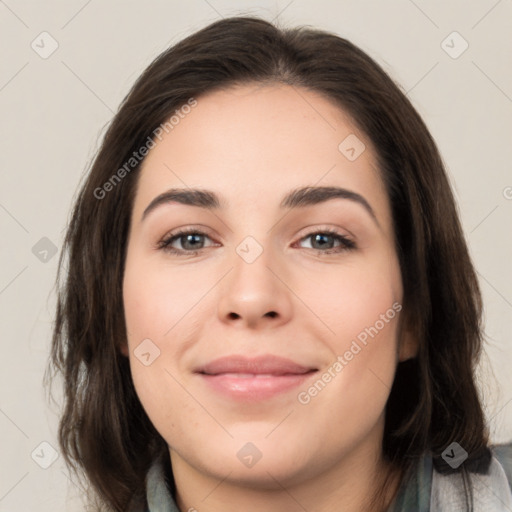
[387,444,512,511]
[135,443,512,511]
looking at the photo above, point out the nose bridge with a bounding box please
[216,229,292,327]
[230,232,278,296]
[228,201,277,273]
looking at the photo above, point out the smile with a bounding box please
[195,355,318,401]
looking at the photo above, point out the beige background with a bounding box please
[1,0,511,510]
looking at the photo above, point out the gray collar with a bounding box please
[431,456,512,511]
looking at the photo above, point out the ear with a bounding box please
[398,328,419,362]
[397,311,419,362]
[119,340,130,357]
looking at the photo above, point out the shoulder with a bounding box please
[491,442,512,491]
[430,442,512,511]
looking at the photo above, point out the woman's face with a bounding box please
[122,83,415,489]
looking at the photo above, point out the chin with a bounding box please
[195,436,315,486]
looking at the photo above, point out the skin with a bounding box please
[121,83,418,512]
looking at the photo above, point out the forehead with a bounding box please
[132,84,391,228]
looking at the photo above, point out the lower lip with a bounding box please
[198,372,317,401]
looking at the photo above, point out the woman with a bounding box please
[45,16,512,512]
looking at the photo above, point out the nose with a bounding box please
[216,243,293,330]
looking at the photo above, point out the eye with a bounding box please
[157,228,216,255]
[157,228,356,256]
[296,230,356,254]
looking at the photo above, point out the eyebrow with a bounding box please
[141,186,379,227]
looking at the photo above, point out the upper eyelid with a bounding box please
[162,226,352,239]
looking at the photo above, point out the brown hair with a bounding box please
[45,15,491,511]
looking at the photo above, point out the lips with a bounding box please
[196,355,316,376]
[195,355,318,401]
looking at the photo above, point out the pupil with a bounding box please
[184,234,202,250]
[314,234,332,249]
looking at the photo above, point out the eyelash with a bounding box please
[157,227,356,256]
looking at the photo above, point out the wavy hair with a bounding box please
[45,15,490,511]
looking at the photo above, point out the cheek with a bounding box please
[122,253,215,428]
[301,259,402,350]
[122,258,197,438]
[123,252,210,342]
[128,358,198,445]
[297,259,402,409]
